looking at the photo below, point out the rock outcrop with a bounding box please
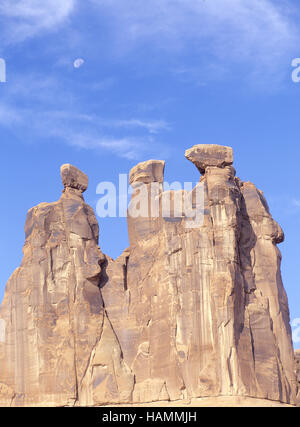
[0,145,298,406]
[0,164,133,407]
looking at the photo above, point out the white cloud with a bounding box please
[113,119,171,134]
[2,0,296,69]
[0,69,171,161]
[0,103,170,160]
[1,0,298,85]
[95,0,297,52]
[0,0,76,42]
[35,111,171,137]
[68,134,152,160]
[51,121,170,160]
[91,0,299,81]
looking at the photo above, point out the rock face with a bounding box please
[0,146,298,406]
[0,165,133,406]
[185,144,233,174]
[129,160,165,185]
[61,163,89,192]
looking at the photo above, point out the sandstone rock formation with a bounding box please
[0,164,133,406]
[0,145,298,406]
[185,144,233,174]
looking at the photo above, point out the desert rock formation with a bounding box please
[0,164,133,406]
[0,145,298,406]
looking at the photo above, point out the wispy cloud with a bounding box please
[1,0,299,86]
[95,0,298,55]
[0,69,171,161]
[110,119,171,134]
[0,0,76,43]
[0,103,170,160]
[0,0,297,160]
[35,110,172,139]
[67,133,162,161]
[90,0,299,83]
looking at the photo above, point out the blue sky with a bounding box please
[0,0,300,348]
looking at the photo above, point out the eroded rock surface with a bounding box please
[0,165,133,407]
[185,144,233,174]
[104,149,297,405]
[61,163,89,192]
[0,146,298,406]
[129,159,165,185]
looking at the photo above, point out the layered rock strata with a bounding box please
[0,145,298,406]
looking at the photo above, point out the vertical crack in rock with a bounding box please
[123,255,129,292]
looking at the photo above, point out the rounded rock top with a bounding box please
[185,144,233,174]
[129,160,165,185]
[61,164,89,193]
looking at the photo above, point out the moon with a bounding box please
[73,58,84,69]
